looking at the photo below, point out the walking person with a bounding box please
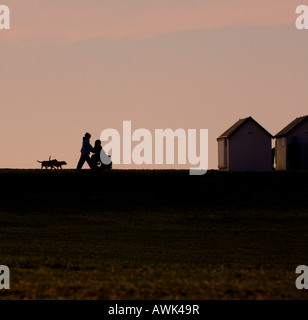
[91,139,112,170]
[77,132,95,170]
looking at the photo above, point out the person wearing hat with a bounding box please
[77,132,95,170]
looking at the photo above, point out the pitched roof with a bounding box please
[274,116,308,138]
[217,116,272,140]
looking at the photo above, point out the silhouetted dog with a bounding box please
[37,156,57,170]
[53,161,67,169]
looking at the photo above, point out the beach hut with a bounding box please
[274,115,308,170]
[217,116,273,171]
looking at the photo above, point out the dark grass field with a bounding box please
[1,169,308,300]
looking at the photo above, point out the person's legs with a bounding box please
[77,155,86,170]
[85,155,94,169]
[91,155,100,170]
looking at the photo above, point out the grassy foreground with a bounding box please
[0,169,308,300]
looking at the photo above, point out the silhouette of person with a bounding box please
[288,136,301,170]
[77,132,95,170]
[91,140,112,170]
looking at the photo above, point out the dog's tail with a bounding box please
[37,160,43,163]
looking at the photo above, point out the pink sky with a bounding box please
[0,0,299,44]
[0,0,307,169]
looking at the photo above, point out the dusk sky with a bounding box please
[1,0,307,169]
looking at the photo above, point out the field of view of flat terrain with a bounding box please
[0,170,308,299]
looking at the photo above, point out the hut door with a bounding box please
[218,139,227,169]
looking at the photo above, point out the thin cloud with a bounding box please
[0,0,298,46]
